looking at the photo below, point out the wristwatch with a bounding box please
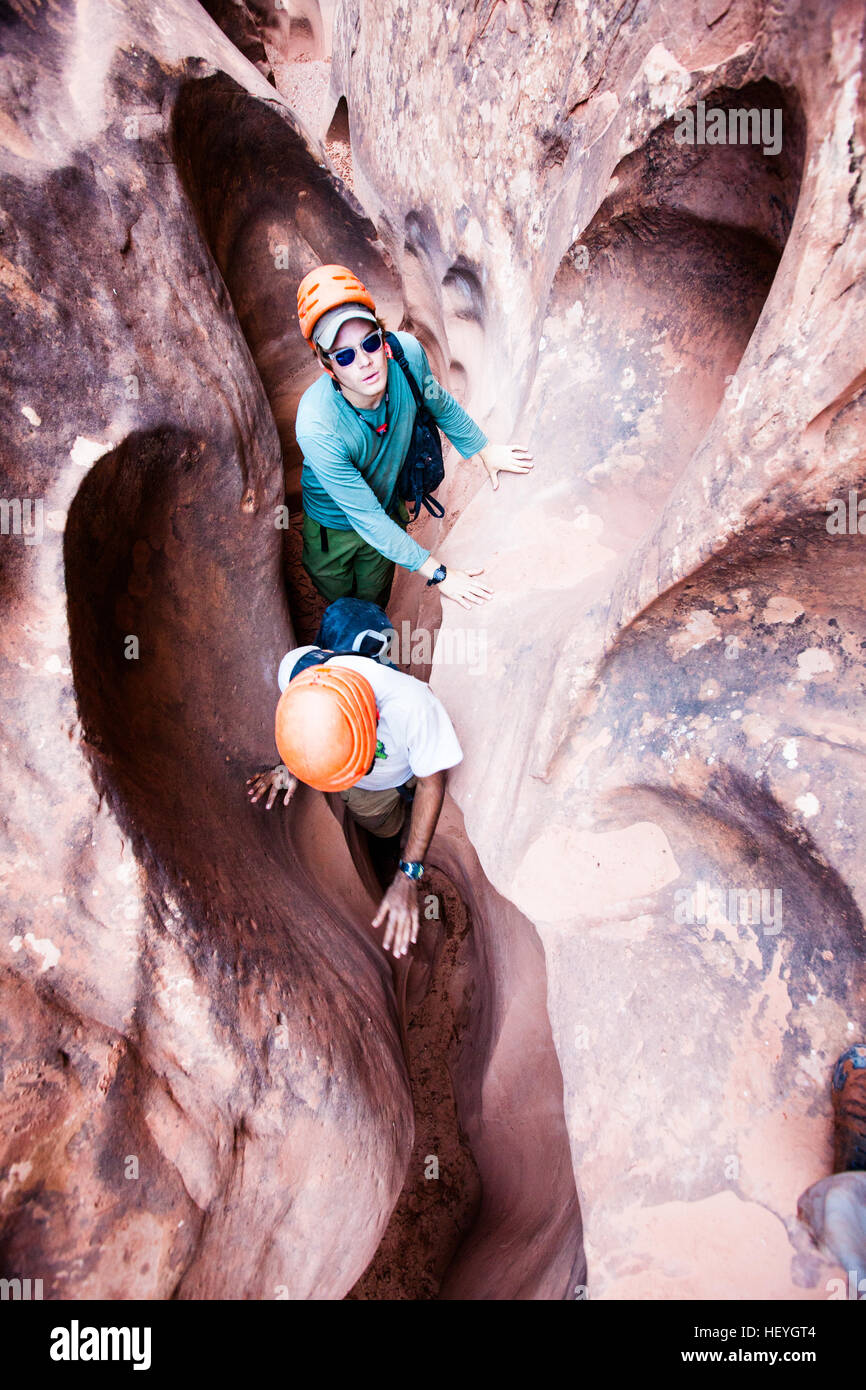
[398,860,424,881]
[425,564,447,587]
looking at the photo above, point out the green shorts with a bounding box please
[301,501,409,608]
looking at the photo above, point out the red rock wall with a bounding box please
[352,0,865,1296]
[0,0,413,1300]
[2,0,864,1301]
[0,0,581,1301]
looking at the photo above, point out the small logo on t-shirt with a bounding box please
[374,739,387,761]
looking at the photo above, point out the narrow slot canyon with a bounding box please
[2,0,866,1317]
[170,60,582,1297]
[171,70,394,640]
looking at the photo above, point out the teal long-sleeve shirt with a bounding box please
[296,330,488,571]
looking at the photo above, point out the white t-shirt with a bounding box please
[276,649,463,790]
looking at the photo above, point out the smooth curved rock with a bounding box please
[0,0,411,1300]
[0,0,581,1301]
[3,0,865,1303]
[339,0,866,1297]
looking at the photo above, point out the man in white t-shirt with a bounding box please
[247,648,463,959]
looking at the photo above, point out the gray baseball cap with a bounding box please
[312,303,378,352]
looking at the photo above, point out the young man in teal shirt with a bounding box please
[296,265,533,609]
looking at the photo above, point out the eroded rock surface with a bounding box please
[0,0,580,1301]
[2,0,864,1302]
[385,3,864,1297]
[0,0,413,1300]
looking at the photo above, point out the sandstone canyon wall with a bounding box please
[0,0,864,1301]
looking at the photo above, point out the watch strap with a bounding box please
[398,860,424,881]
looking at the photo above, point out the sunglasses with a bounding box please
[325,329,384,367]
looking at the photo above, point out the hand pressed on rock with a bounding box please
[246,764,298,810]
[480,442,534,490]
[438,566,493,609]
[372,871,420,959]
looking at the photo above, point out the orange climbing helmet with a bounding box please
[274,662,378,792]
[297,264,377,351]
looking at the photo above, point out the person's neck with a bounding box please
[341,383,386,411]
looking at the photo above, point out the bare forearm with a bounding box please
[372,771,446,957]
[403,770,446,861]
[418,554,442,579]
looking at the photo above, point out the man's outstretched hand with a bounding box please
[437,566,493,609]
[246,764,298,810]
[372,871,420,959]
[480,442,534,490]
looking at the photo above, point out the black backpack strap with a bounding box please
[386,332,425,410]
[386,332,446,520]
[289,645,389,681]
[290,648,334,679]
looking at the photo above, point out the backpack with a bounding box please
[289,598,395,680]
[386,332,446,520]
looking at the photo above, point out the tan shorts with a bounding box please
[340,777,416,838]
